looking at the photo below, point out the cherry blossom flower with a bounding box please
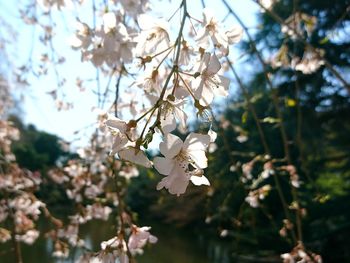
[261,161,274,179]
[220,229,229,237]
[15,229,39,245]
[128,225,157,255]
[159,95,187,134]
[154,133,211,196]
[98,236,129,263]
[179,40,195,65]
[258,0,278,11]
[245,185,271,208]
[69,21,92,50]
[119,0,149,18]
[294,48,325,74]
[101,13,135,64]
[10,195,43,220]
[197,8,243,55]
[192,53,230,106]
[52,241,69,258]
[135,14,170,57]
[282,165,301,188]
[281,243,322,263]
[119,165,139,179]
[86,203,112,221]
[281,12,317,39]
[136,68,163,95]
[48,169,70,184]
[37,0,73,11]
[57,224,84,247]
[105,116,152,167]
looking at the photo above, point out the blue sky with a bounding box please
[0,0,259,147]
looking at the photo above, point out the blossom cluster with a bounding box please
[0,119,44,245]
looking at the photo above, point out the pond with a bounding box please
[0,219,233,263]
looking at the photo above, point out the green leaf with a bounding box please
[242,111,248,124]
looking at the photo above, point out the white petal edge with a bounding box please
[190,175,210,186]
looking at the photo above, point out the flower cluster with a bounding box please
[76,225,157,263]
[95,4,243,197]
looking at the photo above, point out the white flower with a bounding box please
[208,129,218,153]
[245,193,259,208]
[220,229,228,237]
[197,8,226,49]
[245,185,271,208]
[261,161,274,179]
[52,241,69,258]
[236,134,248,143]
[15,229,39,245]
[10,195,43,219]
[86,203,112,221]
[105,116,152,168]
[109,132,129,156]
[179,41,195,65]
[119,0,149,18]
[193,53,230,106]
[225,26,243,45]
[128,226,157,255]
[100,236,121,250]
[259,0,278,11]
[58,224,84,247]
[119,165,139,179]
[99,237,129,263]
[197,8,243,55]
[110,133,152,168]
[135,15,170,57]
[119,147,152,168]
[69,21,92,50]
[103,12,117,34]
[105,115,134,138]
[159,96,187,134]
[137,69,163,95]
[294,49,324,74]
[154,133,211,196]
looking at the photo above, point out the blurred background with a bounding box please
[1,0,350,262]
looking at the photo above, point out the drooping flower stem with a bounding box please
[111,161,135,263]
[134,0,189,145]
[6,197,23,263]
[114,65,124,117]
[252,0,350,92]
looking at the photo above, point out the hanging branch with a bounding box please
[252,0,350,93]
[114,65,124,117]
[222,0,302,243]
[228,60,297,244]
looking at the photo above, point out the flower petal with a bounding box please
[160,113,176,134]
[105,116,127,133]
[226,26,243,44]
[153,157,174,175]
[199,83,215,106]
[190,175,210,186]
[159,133,183,158]
[207,54,221,75]
[188,150,208,169]
[156,164,190,196]
[183,133,210,152]
[110,133,129,155]
[119,147,152,168]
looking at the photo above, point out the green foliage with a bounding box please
[9,115,72,207]
[9,115,68,171]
